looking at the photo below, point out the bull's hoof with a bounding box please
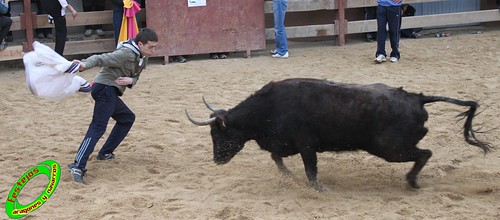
[310,181,325,192]
[406,176,420,189]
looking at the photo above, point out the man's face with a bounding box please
[138,41,158,57]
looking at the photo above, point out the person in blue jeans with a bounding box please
[374,0,402,63]
[68,28,158,184]
[271,0,289,58]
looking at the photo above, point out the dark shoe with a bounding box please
[210,53,219,59]
[219,53,227,59]
[0,40,7,51]
[68,163,86,184]
[96,153,115,160]
[176,56,187,63]
[78,82,92,93]
[411,31,421,39]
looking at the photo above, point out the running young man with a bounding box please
[68,28,158,184]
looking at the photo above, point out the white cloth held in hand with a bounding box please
[23,41,89,100]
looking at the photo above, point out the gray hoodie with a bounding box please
[83,39,148,96]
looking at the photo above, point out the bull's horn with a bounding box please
[185,110,216,126]
[202,96,220,112]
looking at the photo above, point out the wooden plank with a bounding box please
[346,0,446,9]
[400,9,500,28]
[266,24,334,39]
[0,45,23,61]
[0,39,116,61]
[347,9,500,34]
[32,10,145,28]
[264,0,447,13]
[63,39,116,55]
[10,16,22,31]
[264,0,334,13]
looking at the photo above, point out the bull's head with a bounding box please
[186,97,246,164]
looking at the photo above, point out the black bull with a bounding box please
[186,78,493,191]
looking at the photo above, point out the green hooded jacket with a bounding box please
[83,39,148,96]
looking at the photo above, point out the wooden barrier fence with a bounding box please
[1,0,499,62]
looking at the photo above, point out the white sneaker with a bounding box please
[84,29,93,37]
[390,57,399,62]
[270,49,277,54]
[375,54,386,63]
[272,52,289,58]
[96,29,105,36]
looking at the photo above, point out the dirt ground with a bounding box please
[0,27,499,219]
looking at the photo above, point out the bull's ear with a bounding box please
[213,110,228,130]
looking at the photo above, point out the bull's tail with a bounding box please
[422,95,493,154]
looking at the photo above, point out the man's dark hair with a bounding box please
[135,28,158,44]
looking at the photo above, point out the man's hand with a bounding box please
[70,9,78,19]
[115,77,133,86]
[73,60,86,71]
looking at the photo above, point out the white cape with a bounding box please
[23,41,89,100]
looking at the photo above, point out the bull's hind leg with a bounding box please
[405,148,432,189]
[371,146,432,189]
[271,153,292,175]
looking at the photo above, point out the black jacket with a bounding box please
[40,0,62,17]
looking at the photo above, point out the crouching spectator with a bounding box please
[0,0,12,50]
[400,4,422,39]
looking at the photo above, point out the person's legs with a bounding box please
[273,0,288,56]
[83,0,105,31]
[0,16,12,42]
[365,7,377,41]
[375,6,388,57]
[82,0,93,31]
[98,96,135,156]
[53,16,67,56]
[387,6,401,60]
[74,84,118,169]
[34,1,52,38]
[113,9,124,46]
[93,0,105,31]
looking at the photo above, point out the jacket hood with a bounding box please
[118,39,142,57]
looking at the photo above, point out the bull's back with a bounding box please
[260,79,429,149]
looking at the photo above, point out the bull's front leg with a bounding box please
[271,153,292,175]
[299,149,324,192]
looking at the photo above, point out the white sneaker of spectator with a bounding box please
[374,54,386,63]
[96,29,105,36]
[272,52,289,58]
[85,29,93,37]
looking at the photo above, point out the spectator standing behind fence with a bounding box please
[271,0,289,58]
[0,0,12,50]
[32,0,53,39]
[39,0,77,56]
[111,0,125,46]
[374,0,402,63]
[83,0,105,37]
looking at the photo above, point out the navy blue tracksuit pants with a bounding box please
[376,5,401,59]
[74,83,135,169]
